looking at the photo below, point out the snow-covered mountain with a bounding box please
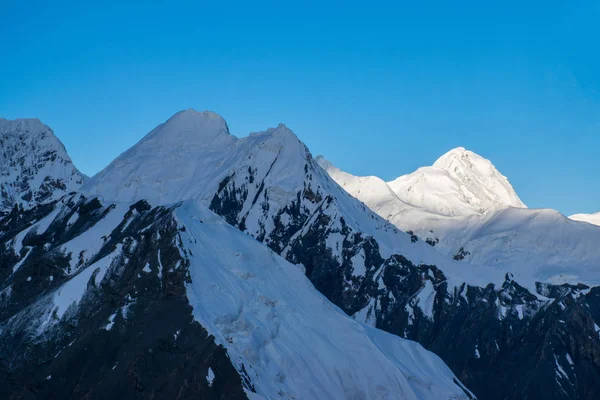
[0,118,87,212]
[387,147,525,217]
[0,194,471,399]
[316,146,525,223]
[83,110,503,290]
[1,111,475,398]
[317,150,600,287]
[4,111,600,399]
[570,211,600,226]
[80,110,600,399]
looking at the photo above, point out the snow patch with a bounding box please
[52,245,122,318]
[414,280,436,320]
[104,312,117,330]
[206,367,215,387]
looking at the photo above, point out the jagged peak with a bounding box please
[250,123,298,141]
[0,117,87,211]
[246,123,306,158]
[433,147,490,171]
[382,147,526,216]
[0,117,48,133]
[0,116,70,158]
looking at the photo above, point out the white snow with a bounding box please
[569,212,600,227]
[474,344,480,359]
[12,247,32,273]
[104,312,117,330]
[515,304,524,320]
[414,280,436,320]
[554,355,569,380]
[67,212,79,226]
[353,297,377,326]
[11,225,35,255]
[59,203,129,272]
[566,353,574,366]
[52,245,122,318]
[206,367,215,387]
[157,249,163,280]
[350,250,366,276]
[389,147,525,216]
[32,206,61,235]
[177,201,472,400]
[9,206,59,274]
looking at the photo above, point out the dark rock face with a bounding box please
[208,160,600,400]
[0,195,247,400]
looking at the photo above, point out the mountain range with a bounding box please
[317,148,600,287]
[1,110,599,400]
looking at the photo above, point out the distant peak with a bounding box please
[141,109,232,147]
[0,118,86,211]
[446,146,468,154]
[0,117,49,133]
[432,147,481,169]
[266,123,293,135]
[176,108,223,119]
[315,155,335,171]
[166,109,229,132]
[250,123,299,143]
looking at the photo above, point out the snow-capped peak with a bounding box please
[82,111,308,205]
[144,109,230,144]
[0,117,86,212]
[431,146,469,167]
[388,147,525,216]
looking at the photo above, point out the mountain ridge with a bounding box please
[4,110,600,399]
[0,111,475,399]
[79,111,600,398]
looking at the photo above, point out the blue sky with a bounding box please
[1,0,598,216]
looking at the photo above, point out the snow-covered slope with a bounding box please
[569,212,600,226]
[178,200,472,400]
[0,118,86,212]
[0,193,472,400]
[441,207,600,286]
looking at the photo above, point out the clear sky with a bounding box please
[1,1,598,216]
